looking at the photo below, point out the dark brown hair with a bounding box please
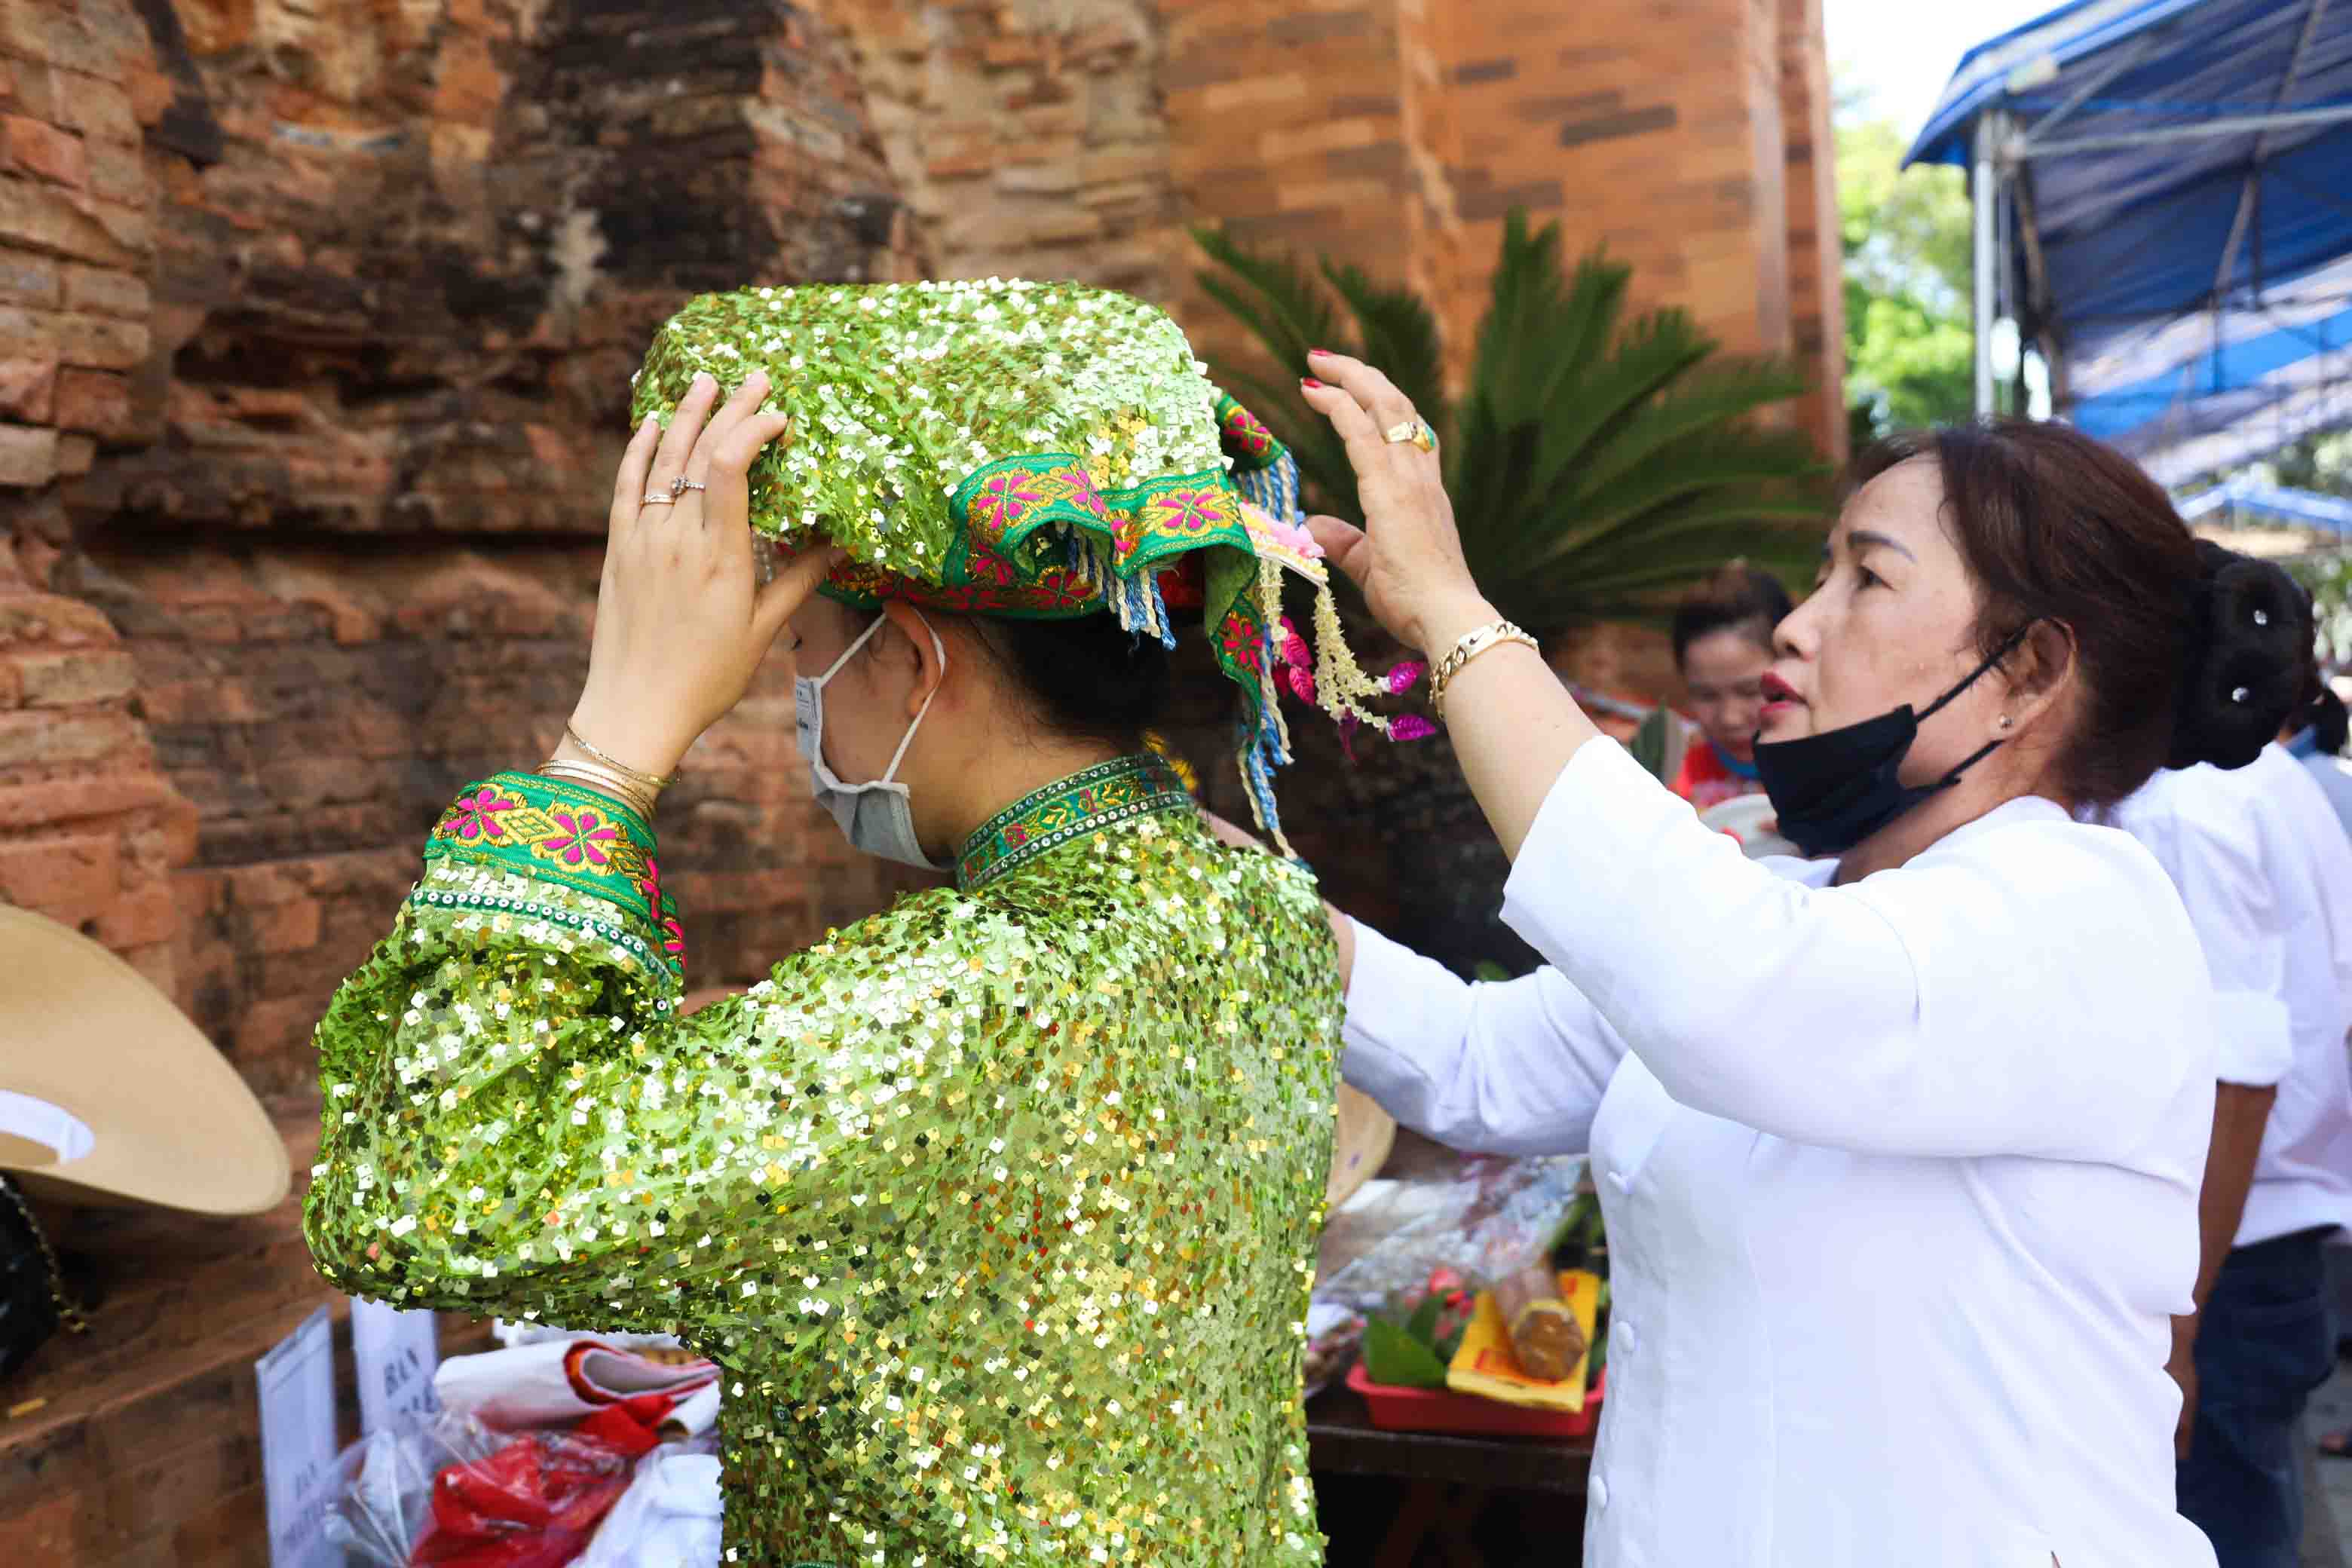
[1671,561,1793,666]
[1851,421,2309,810]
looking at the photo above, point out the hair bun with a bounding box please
[2167,541,2311,770]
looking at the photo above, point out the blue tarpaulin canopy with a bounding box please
[1907,0,2352,485]
[2177,476,2352,530]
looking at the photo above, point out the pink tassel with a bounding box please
[1385,660,1426,695]
[1390,714,1438,742]
[1279,615,1312,672]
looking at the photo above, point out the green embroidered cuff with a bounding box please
[418,773,684,987]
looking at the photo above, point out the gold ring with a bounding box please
[1383,418,1438,454]
[641,494,677,506]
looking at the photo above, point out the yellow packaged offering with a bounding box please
[1445,1269,1603,1413]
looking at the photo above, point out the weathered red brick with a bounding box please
[124,58,173,126]
[234,995,329,1067]
[0,708,140,766]
[10,645,136,705]
[54,366,130,434]
[0,352,57,421]
[90,876,179,948]
[224,861,311,908]
[0,591,115,647]
[50,71,136,145]
[247,896,323,955]
[0,173,136,265]
[2,113,87,188]
[0,250,59,305]
[0,1,136,82]
[81,134,139,205]
[60,263,144,318]
[0,832,121,924]
[54,430,92,473]
[0,422,57,486]
[132,676,262,724]
[14,308,148,369]
[0,772,171,829]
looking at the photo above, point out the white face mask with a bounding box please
[792,611,949,871]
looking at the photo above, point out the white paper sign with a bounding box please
[351,1296,441,1438]
[255,1304,338,1568]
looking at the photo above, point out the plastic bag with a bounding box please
[1312,1152,1587,1312]
[574,1449,724,1568]
[324,1407,654,1568]
[327,1411,507,1568]
[409,1419,644,1567]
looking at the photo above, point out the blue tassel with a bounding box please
[1232,451,1307,531]
[1235,452,1303,529]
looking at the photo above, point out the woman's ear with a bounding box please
[2009,620,2077,722]
[878,600,947,721]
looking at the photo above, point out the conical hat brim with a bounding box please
[0,905,289,1214]
[1326,1084,1395,1211]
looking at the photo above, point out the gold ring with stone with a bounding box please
[1383,418,1438,454]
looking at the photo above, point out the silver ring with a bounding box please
[676,479,706,493]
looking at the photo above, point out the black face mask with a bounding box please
[1753,626,2029,859]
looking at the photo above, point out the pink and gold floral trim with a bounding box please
[421,772,684,985]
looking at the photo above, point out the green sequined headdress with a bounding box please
[629,278,1404,849]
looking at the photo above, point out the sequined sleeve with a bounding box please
[302,771,984,1333]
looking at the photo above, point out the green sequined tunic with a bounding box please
[303,755,1342,1566]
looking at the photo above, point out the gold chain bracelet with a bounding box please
[537,758,660,821]
[562,725,678,791]
[1428,619,1539,721]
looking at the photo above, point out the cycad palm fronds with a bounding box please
[1194,210,1833,632]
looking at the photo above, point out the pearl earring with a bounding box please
[1997,714,2014,730]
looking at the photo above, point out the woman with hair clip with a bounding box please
[1284,351,2314,1566]
[2115,628,2352,1568]
[302,282,1410,1568]
[1629,562,1793,811]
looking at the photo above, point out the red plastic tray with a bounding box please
[1345,1358,1605,1439]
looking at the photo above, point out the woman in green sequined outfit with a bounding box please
[302,283,1390,1566]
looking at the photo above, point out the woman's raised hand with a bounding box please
[568,370,841,779]
[1297,351,1496,657]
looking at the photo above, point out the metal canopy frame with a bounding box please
[1922,0,2352,479]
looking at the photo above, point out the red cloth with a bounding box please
[407,1406,666,1567]
[1669,741,1765,812]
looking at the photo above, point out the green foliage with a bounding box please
[1627,706,1672,780]
[2181,430,2352,669]
[2265,430,2352,498]
[2289,552,2352,670]
[1193,213,1830,632]
[1361,1315,1450,1389]
[1837,110,1975,436]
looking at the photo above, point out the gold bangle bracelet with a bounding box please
[562,724,678,790]
[1428,619,1539,721]
[537,759,660,820]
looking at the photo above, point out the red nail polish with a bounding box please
[1308,348,1332,357]
[1301,377,1323,389]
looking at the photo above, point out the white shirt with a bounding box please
[1343,740,2218,1568]
[2115,744,2352,1245]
